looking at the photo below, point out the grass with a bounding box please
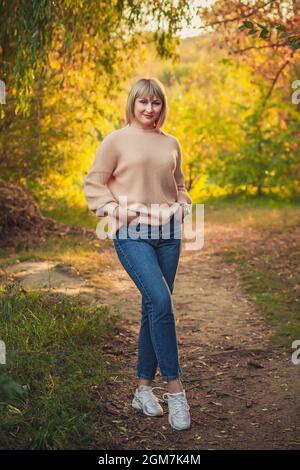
[202,195,300,228]
[200,192,300,209]
[223,245,300,347]
[40,200,97,230]
[0,281,122,449]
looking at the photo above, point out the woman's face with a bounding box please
[133,94,163,128]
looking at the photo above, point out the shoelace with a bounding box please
[162,392,190,416]
[137,386,166,404]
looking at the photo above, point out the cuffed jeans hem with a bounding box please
[162,375,181,381]
[136,374,156,380]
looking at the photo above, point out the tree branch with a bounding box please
[198,0,275,29]
[261,58,291,109]
[232,42,291,54]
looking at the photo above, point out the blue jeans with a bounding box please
[113,215,183,381]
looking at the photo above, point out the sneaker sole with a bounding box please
[168,416,191,430]
[169,423,191,430]
[132,398,164,416]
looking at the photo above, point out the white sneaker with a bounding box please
[162,390,191,430]
[132,385,165,416]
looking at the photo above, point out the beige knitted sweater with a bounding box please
[84,124,192,235]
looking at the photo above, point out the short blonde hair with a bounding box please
[125,78,168,129]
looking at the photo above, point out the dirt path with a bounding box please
[4,224,300,449]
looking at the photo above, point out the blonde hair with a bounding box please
[125,78,168,130]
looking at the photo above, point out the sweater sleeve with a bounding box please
[84,133,119,217]
[174,139,192,205]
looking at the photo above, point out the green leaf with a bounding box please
[0,373,28,404]
[248,29,258,36]
[291,42,300,51]
[278,32,289,39]
[275,24,286,32]
[260,29,269,39]
[243,20,254,29]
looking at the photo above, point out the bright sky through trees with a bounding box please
[176,0,216,38]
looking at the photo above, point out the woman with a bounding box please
[84,77,192,431]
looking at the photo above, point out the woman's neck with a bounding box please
[127,122,159,133]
